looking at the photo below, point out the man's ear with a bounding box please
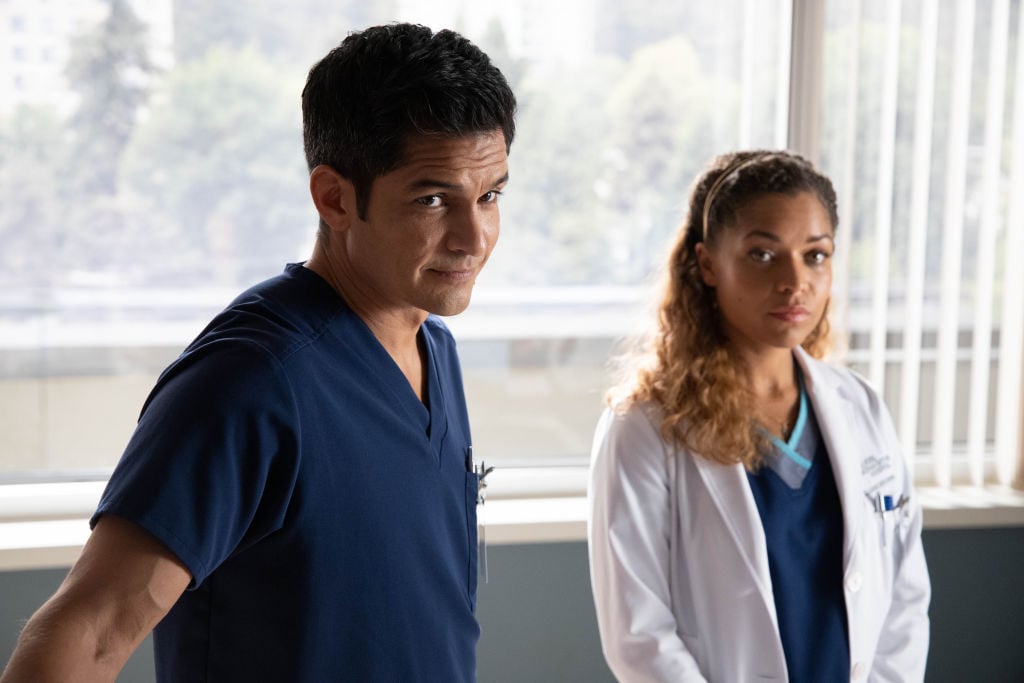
[695,242,717,287]
[309,165,356,232]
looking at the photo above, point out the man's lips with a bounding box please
[427,267,476,283]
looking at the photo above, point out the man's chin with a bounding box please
[425,292,474,318]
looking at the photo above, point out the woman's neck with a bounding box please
[733,346,798,399]
[734,347,801,440]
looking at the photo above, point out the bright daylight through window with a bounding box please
[0,0,1022,493]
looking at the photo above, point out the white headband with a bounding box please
[700,152,788,241]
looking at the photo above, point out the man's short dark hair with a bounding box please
[302,23,517,221]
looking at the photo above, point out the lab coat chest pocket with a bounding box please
[857,495,897,581]
[845,494,898,658]
[859,450,906,570]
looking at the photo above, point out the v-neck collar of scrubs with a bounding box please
[420,323,449,457]
[766,367,811,470]
[286,266,451,464]
[332,308,449,465]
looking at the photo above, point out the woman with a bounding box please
[588,150,930,682]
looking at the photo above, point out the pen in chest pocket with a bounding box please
[868,492,909,547]
[866,491,908,513]
[465,445,495,582]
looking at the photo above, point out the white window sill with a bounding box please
[1,475,1023,572]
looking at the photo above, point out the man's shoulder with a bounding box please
[191,265,349,361]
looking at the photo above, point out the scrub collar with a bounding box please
[765,367,811,470]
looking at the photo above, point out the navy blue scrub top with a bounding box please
[747,372,850,682]
[93,263,480,682]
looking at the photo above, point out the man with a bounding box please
[1,23,515,682]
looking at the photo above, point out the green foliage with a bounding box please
[0,106,67,287]
[491,35,723,287]
[475,17,528,93]
[171,0,386,67]
[488,56,621,286]
[65,0,156,196]
[0,0,163,288]
[121,47,310,284]
[1,3,787,292]
[593,0,741,64]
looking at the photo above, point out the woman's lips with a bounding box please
[769,306,810,323]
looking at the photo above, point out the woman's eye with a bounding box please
[807,250,831,265]
[417,195,443,207]
[748,249,772,263]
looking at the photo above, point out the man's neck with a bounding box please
[305,246,428,401]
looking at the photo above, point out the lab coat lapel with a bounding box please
[691,454,775,604]
[796,348,863,567]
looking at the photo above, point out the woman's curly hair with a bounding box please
[610,149,839,469]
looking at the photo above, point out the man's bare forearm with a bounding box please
[1,594,131,683]
[2,516,188,683]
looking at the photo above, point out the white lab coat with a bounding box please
[588,348,930,682]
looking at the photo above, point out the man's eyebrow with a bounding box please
[741,230,834,243]
[406,178,459,192]
[405,172,510,193]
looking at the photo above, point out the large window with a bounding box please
[0,0,791,479]
[0,0,1021,490]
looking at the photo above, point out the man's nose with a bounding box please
[447,206,494,257]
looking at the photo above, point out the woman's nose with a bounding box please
[777,256,808,293]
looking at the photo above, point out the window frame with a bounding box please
[1,0,1023,569]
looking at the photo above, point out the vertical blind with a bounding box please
[821,0,1024,488]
